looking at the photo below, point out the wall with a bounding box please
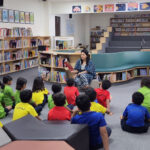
[0,0,49,36]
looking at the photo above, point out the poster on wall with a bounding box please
[72,6,82,13]
[84,6,91,13]
[0,9,2,22]
[2,9,8,22]
[8,10,14,23]
[140,2,150,11]
[94,5,103,13]
[66,19,74,35]
[14,10,19,23]
[20,11,25,24]
[104,4,114,12]
[30,12,34,24]
[115,4,126,12]
[128,3,138,11]
[25,12,30,24]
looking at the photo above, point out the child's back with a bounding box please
[0,93,6,119]
[48,93,71,121]
[64,78,79,106]
[13,90,39,121]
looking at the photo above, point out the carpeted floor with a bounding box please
[0,67,150,150]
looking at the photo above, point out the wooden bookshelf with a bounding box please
[38,50,81,84]
[90,27,104,50]
[110,14,150,36]
[97,66,150,83]
[0,36,51,75]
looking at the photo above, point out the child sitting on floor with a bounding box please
[138,77,150,113]
[48,93,71,121]
[13,89,41,121]
[85,87,112,115]
[121,92,150,133]
[95,80,111,112]
[2,76,15,110]
[15,77,27,105]
[71,94,111,150]
[64,78,79,110]
[48,83,68,109]
[32,77,49,114]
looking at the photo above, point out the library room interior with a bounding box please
[1,0,150,150]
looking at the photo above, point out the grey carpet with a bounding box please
[0,68,150,150]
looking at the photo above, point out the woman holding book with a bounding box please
[71,49,96,89]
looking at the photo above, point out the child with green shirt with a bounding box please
[2,76,15,109]
[48,83,68,109]
[14,77,27,105]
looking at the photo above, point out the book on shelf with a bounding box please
[43,39,50,46]
[5,64,11,72]
[24,58,38,68]
[23,39,30,48]
[4,40,9,49]
[0,53,3,62]
[30,39,37,47]
[9,40,22,48]
[140,69,147,76]
[51,71,66,83]
[0,64,3,74]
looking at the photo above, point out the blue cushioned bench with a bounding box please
[91,51,150,73]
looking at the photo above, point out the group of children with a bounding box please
[0,75,150,150]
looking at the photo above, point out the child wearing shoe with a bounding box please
[64,78,79,110]
[95,80,111,112]
[13,89,41,121]
[48,93,71,121]
[121,92,150,133]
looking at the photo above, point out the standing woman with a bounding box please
[71,49,96,89]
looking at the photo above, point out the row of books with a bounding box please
[114,14,150,18]
[0,53,3,62]
[115,28,150,32]
[24,50,38,58]
[24,59,38,69]
[114,32,150,36]
[90,31,103,37]
[4,51,22,61]
[0,28,33,37]
[51,71,66,83]
[91,37,100,43]
[112,23,150,27]
[54,56,68,68]
[111,18,150,23]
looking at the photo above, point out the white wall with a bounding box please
[0,0,49,36]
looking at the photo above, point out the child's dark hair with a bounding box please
[52,83,62,94]
[16,77,27,90]
[20,89,32,103]
[66,78,75,87]
[32,77,45,92]
[85,87,96,102]
[102,80,111,90]
[3,75,12,84]
[132,92,144,105]
[53,93,66,106]
[81,49,90,65]
[141,77,150,88]
[76,94,90,112]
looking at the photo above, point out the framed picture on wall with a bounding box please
[20,11,25,24]
[72,6,82,13]
[94,5,103,13]
[140,2,150,11]
[128,3,138,11]
[115,4,126,12]
[0,9,2,22]
[8,10,14,23]
[30,12,34,24]
[104,4,114,12]
[25,12,30,24]
[2,9,8,22]
[14,10,19,23]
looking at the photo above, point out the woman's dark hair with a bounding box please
[81,49,90,65]
[141,77,150,88]
[16,77,27,90]
[32,76,45,92]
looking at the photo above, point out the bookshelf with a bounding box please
[90,27,104,50]
[97,67,149,83]
[110,14,150,36]
[0,36,51,75]
[38,51,81,84]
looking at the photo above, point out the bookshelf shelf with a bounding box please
[38,51,81,84]
[97,66,150,83]
[111,14,150,36]
[0,35,51,75]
